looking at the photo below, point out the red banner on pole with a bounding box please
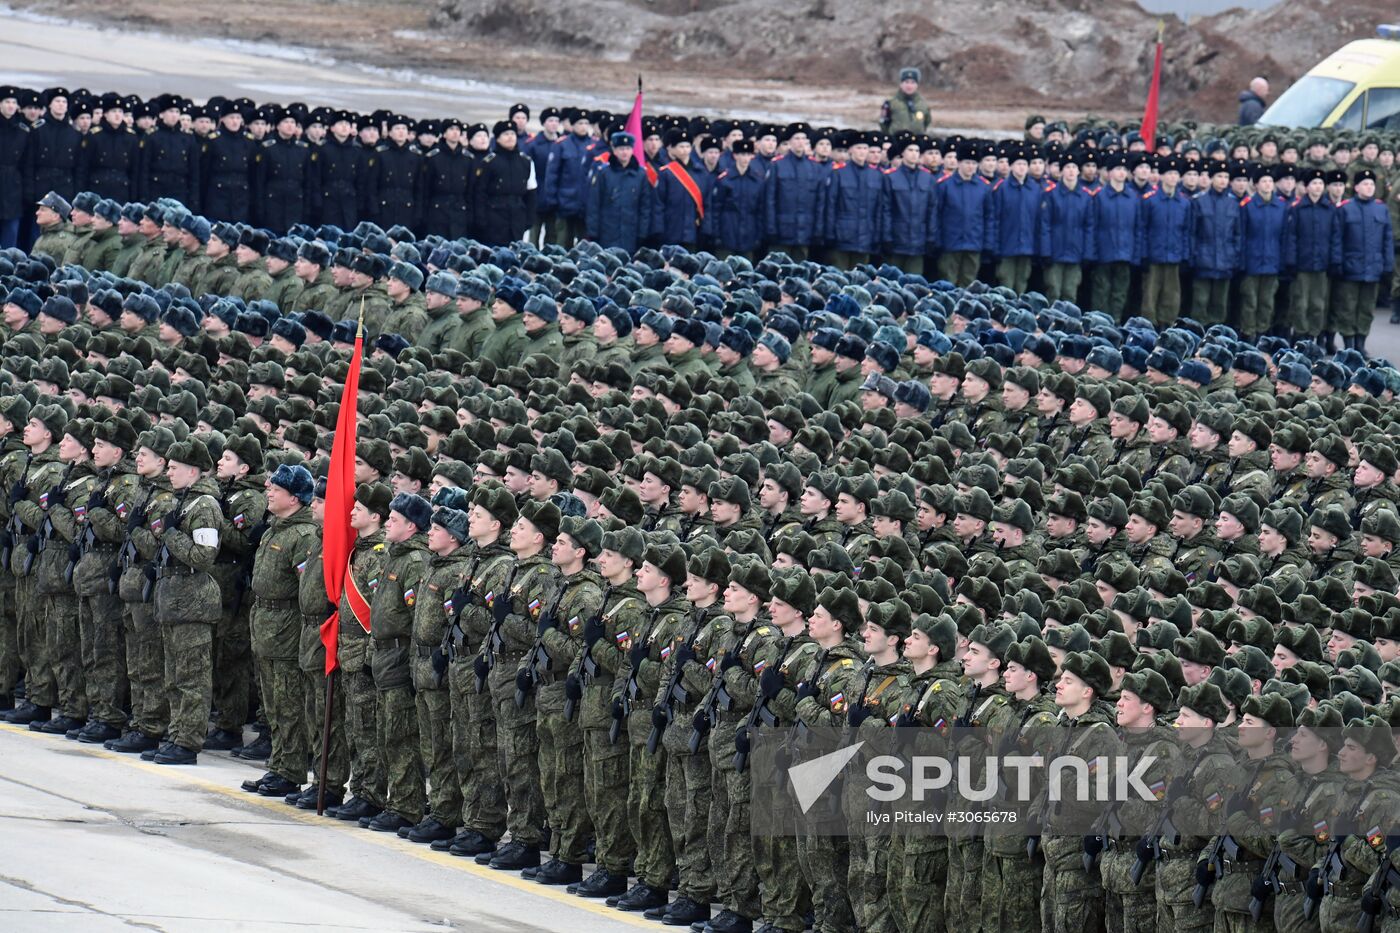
[318,314,364,675]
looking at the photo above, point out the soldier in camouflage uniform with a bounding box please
[68,418,141,743]
[1123,496,1178,576]
[145,438,225,764]
[527,514,605,885]
[610,541,692,911]
[328,484,391,823]
[1169,486,1225,585]
[361,492,430,832]
[3,404,68,727]
[435,485,513,856]
[0,397,29,712]
[239,464,316,797]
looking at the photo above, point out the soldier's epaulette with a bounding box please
[831,161,846,170]
[1241,196,1252,206]
[408,144,421,153]
[32,118,44,128]
[882,166,897,174]
[934,172,949,183]
[16,122,28,132]
[1339,198,1351,206]
[977,175,991,185]
[425,148,439,158]
[244,132,255,141]
[262,139,277,148]
[1142,189,1156,199]
[772,154,785,162]
[373,543,385,551]
[1044,181,1057,191]
[755,626,773,636]
[1086,188,1098,196]
[90,127,101,134]
[716,170,728,179]
[483,153,496,162]
[208,131,220,139]
[295,140,308,148]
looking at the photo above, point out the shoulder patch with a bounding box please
[262,139,276,148]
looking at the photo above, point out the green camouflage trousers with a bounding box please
[260,657,309,785]
[342,666,384,806]
[665,748,714,902]
[982,851,1042,933]
[708,755,760,919]
[18,577,56,708]
[1040,851,1104,933]
[627,734,673,888]
[797,831,854,933]
[1102,846,1157,933]
[537,683,590,863]
[584,727,633,872]
[49,593,85,720]
[79,591,125,728]
[848,834,897,933]
[755,831,810,931]
[161,621,214,750]
[487,662,545,845]
[212,602,252,731]
[1290,270,1330,337]
[376,683,424,822]
[897,840,948,933]
[0,582,18,699]
[448,659,505,838]
[414,685,460,825]
[1155,856,1214,932]
[945,838,986,932]
[303,669,349,795]
[124,601,166,737]
[1319,889,1363,933]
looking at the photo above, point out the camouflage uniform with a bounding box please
[116,477,177,740]
[1174,530,1223,585]
[10,448,67,715]
[410,544,472,829]
[370,531,429,822]
[211,477,266,736]
[31,460,99,724]
[151,477,225,750]
[250,504,316,783]
[297,525,349,800]
[1209,748,1296,933]
[1155,733,1240,932]
[339,530,386,809]
[1101,726,1179,933]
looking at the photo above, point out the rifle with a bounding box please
[113,486,153,596]
[1192,761,1263,909]
[613,614,661,746]
[67,477,107,585]
[514,582,567,708]
[29,463,75,576]
[689,646,738,754]
[477,566,519,692]
[647,608,704,755]
[1247,844,1282,923]
[231,518,269,619]
[1359,863,1400,933]
[953,680,981,729]
[1129,769,1188,886]
[566,585,613,722]
[1,453,32,567]
[1083,800,1125,874]
[1304,782,1371,919]
[733,635,795,774]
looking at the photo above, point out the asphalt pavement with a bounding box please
[0,725,645,932]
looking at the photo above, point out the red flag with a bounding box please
[319,320,364,675]
[625,77,658,186]
[1141,22,1165,152]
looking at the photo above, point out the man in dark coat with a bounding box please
[367,114,421,232]
[253,112,314,233]
[1237,77,1269,126]
[822,131,882,269]
[653,130,708,247]
[138,95,201,206]
[312,111,362,230]
[762,123,826,260]
[76,93,139,202]
[417,119,473,239]
[704,137,764,258]
[22,88,81,208]
[0,86,31,248]
[585,131,654,253]
[544,112,598,245]
[200,105,257,223]
[472,121,536,246]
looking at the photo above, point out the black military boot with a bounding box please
[573,867,628,898]
[34,714,85,734]
[154,743,198,765]
[203,727,243,751]
[658,897,710,925]
[535,858,583,885]
[242,772,279,793]
[105,730,159,753]
[616,883,669,911]
[407,817,456,844]
[701,909,753,933]
[367,811,413,833]
[231,730,271,760]
[76,721,122,744]
[257,774,300,796]
[297,787,343,811]
[488,841,540,871]
[333,797,381,822]
[2,701,47,725]
[446,829,495,857]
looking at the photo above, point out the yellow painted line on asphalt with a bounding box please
[5,726,654,929]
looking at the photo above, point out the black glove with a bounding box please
[564,674,583,701]
[734,725,751,756]
[1083,835,1104,859]
[691,708,710,734]
[582,615,606,648]
[1134,837,1154,864]
[515,668,533,696]
[472,654,489,682]
[795,679,818,702]
[651,705,669,731]
[86,489,106,513]
[628,641,648,670]
[848,700,872,727]
[672,641,696,669]
[8,482,26,506]
[1195,859,1215,887]
[759,665,785,699]
[126,507,146,532]
[492,592,513,625]
[46,485,66,508]
[1304,867,1324,900]
[430,648,448,676]
[610,697,626,720]
[537,613,554,636]
[719,650,741,672]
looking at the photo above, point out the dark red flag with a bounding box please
[318,316,364,675]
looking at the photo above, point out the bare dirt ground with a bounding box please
[2,0,1106,132]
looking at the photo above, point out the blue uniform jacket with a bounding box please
[704,167,765,253]
[544,133,599,220]
[1238,193,1287,276]
[934,172,994,252]
[822,161,883,254]
[1189,189,1240,279]
[1137,187,1191,264]
[1331,195,1396,282]
[762,154,826,246]
[1036,181,1095,263]
[1284,195,1336,273]
[585,156,654,252]
[877,165,938,257]
[989,175,1042,258]
[653,161,710,246]
[1092,184,1141,264]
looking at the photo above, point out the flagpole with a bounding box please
[316,296,366,816]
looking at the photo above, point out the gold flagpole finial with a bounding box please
[1157,19,1165,40]
[356,295,365,340]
